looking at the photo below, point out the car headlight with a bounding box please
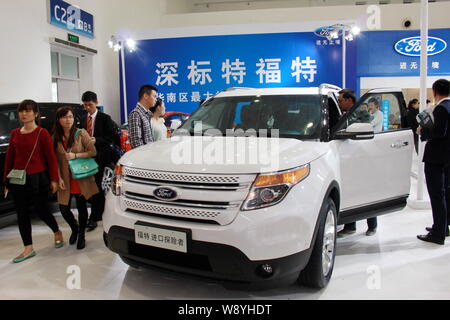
[111,165,123,196]
[242,164,310,211]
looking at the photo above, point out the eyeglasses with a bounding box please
[61,116,74,120]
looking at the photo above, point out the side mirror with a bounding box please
[171,119,182,130]
[334,123,374,140]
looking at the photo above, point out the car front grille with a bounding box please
[121,168,256,225]
[124,168,241,184]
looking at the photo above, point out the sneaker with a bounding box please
[337,229,356,238]
[366,228,377,236]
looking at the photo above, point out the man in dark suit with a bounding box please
[81,91,117,231]
[417,79,450,245]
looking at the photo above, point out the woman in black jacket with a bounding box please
[406,98,419,153]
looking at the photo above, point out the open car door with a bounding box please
[332,88,413,224]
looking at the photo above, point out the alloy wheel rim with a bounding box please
[322,208,336,277]
[102,167,114,193]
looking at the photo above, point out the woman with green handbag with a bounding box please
[53,107,99,250]
[3,100,63,263]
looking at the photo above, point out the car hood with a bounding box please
[119,136,328,174]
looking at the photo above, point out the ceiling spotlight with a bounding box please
[108,35,117,49]
[113,43,122,52]
[108,35,137,53]
[126,39,136,51]
[351,26,361,35]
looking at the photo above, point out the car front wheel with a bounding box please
[299,198,337,288]
[102,166,114,194]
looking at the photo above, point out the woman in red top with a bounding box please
[3,100,63,263]
[53,107,98,250]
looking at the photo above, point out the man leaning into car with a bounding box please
[337,88,377,237]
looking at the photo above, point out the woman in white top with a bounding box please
[150,99,168,141]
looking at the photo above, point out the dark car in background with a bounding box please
[0,102,85,228]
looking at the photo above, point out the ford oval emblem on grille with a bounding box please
[154,187,178,201]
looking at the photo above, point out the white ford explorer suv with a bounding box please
[103,84,413,289]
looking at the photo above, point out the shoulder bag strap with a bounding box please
[67,129,81,153]
[74,128,82,140]
[24,128,43,171]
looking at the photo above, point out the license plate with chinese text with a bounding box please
[134,223,188,253]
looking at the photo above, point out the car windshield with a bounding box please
[179,95,322,139]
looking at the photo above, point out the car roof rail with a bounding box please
[319,83,342,94]
[225,87,255,91]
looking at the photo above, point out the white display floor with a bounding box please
[0,177,448,300]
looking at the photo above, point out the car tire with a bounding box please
[120,255,141,270]
[299,198,337,288]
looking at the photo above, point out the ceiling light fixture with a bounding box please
[108,35,137,53]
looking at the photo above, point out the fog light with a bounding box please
[259,264,274,278]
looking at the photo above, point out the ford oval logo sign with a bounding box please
[154,187,178,201]
[394,36,447,57]
[314,26,336,38]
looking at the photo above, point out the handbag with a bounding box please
[416,108,434,129]
[7,128,42,185]
[67,129,99,180]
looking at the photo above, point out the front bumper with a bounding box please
[103,176,324,262]
[104,226,312,289]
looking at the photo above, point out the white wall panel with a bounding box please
[360,76,450,89]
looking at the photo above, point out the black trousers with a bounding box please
[59,194,89,233]
[9,172,59,246]
[413,133,419,154]
[344,217,378,231]
[88,165,105,222]
[424,162,450,240]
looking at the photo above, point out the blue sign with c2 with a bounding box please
[49,0,94,39]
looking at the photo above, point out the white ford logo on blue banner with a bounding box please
[314,26,335,38]
[394,36,447,56]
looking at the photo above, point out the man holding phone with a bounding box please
[128,84,158,149]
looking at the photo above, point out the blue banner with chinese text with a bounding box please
[121,32,344,121]
[357,29,450,77]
